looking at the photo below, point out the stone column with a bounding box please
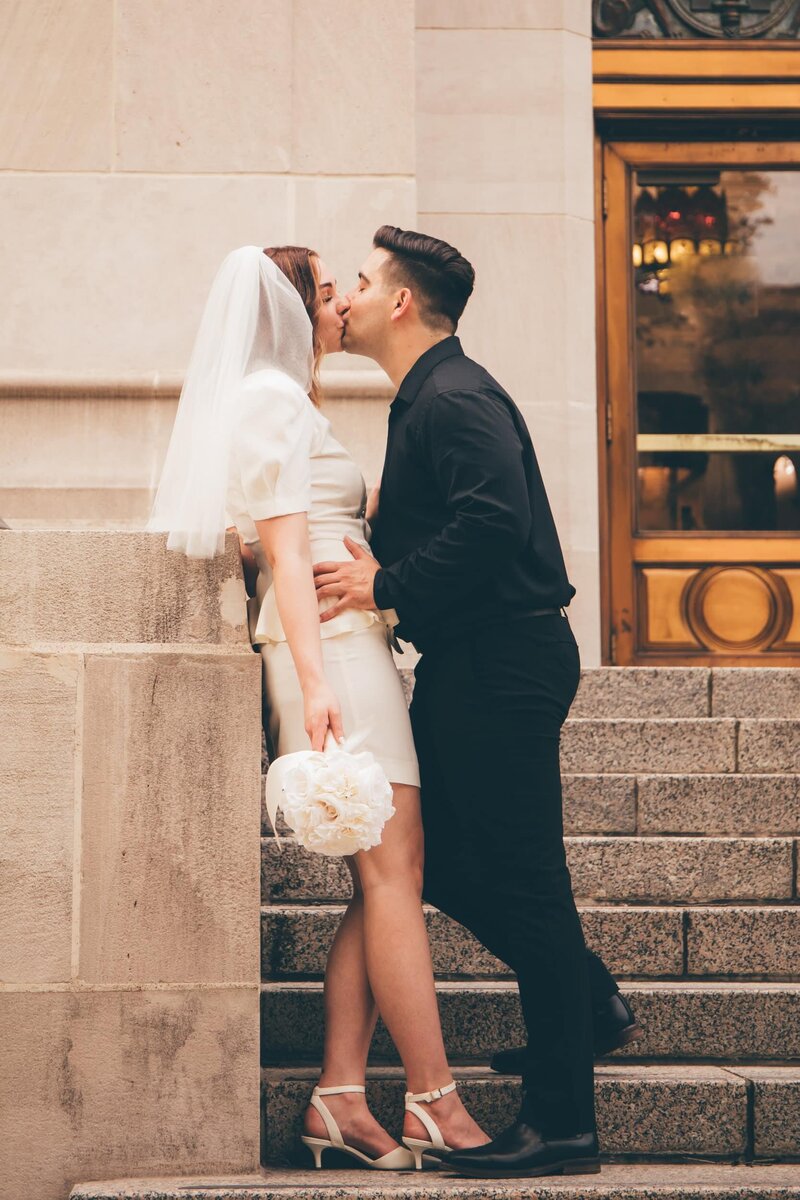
[0,532,262,1200]
[415,1,601,664]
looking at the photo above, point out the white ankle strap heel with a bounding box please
[301,1084,415,1171]
[402,1079,458,1170]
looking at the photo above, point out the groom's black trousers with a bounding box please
[410,612,602,1136]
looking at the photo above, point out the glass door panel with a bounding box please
[632,169,800,533]
[603,141,800,665]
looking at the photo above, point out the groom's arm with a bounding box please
[372,388,532,625]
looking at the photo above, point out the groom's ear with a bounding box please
[390,287,413,323]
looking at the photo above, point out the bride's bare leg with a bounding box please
[303,861,397,1156]
[355,784,488,1150]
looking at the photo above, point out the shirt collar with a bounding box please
[392,336,464,408]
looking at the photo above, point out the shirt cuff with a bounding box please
[373,567,398,613]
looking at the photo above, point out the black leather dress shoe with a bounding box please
[489,991,643,1074]
[442,1122,600,1179]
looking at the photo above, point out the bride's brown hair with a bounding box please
[263,245,323,407]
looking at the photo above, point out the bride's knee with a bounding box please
[357,854,424,899]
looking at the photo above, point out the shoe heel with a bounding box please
[401,1137,430,1171]
[562,1158,601,1175]
[300,1136,326,1169]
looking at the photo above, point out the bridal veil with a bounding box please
[149,245,315,557]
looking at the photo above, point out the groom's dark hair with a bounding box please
[373,225,475,333]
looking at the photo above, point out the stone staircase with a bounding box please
[70,666,800,1198]
[260,668,800,1172]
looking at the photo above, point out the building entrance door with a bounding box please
[602,140,800,665]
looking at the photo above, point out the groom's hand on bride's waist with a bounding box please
[313,536,381,622]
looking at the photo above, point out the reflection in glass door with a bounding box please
[603,144,800,664]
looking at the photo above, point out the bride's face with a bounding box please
[313,257,347,355]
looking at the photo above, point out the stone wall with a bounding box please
[1,0,601,661]
[0,532,263,1200]
[414,0,601,663]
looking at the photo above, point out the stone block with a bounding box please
[687,908,800,978]
[63,1163,800,1198]
[0,174,293,373]
[0,987,260,1200]
[115,0,292,172]
[0,648,78,983]
[562,719,737,774]
[562,775,637,834]
[732,1068,800,1158]
[569,837,792,904]
[712,669,800,718]
[294,177,417,294]
[638,774,800,836]
[417,31,593,219]
[292,1,414,175]
[416,1,591,35]
[79,648,261,987]
[0,0,113,170]
[570,669,709,719]
[261,981,800,1064]
[739,720,800,774]
[262,836,794,905]
[0,531,249,644]
[261,1065,745,1165]
[261,904,683,981]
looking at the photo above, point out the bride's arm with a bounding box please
[255,511,344,752]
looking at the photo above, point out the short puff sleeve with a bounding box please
[230,373,316,521]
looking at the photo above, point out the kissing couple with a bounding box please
[151,227,641,1179]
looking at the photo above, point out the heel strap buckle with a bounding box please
[404,1080,457,1104]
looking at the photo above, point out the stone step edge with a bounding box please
[67,1162,800,1200]
[261,979,800,993]
[261,834,798,846]
[261,1063,799,1082]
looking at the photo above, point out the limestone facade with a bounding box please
[0,0,600,662]
[0,533,262,1200]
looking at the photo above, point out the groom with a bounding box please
[313,226,638,1178]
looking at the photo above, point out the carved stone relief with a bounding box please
[593,0,800,38]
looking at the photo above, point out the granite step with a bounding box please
[262,904,800,982]
[67,1162,800,1200]
[260,1064,800,1166]
[395,666,800,721]
[261,836,797,905]
[260,981,800,1064]
[262,773,800,837]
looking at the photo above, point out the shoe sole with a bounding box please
[595,1022,644,1058]
[490,1024,645,1075]
[445,1157,602,1179]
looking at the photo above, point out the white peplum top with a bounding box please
[226,367,394,645]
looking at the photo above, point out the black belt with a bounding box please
[529,607,564,617]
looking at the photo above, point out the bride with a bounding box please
[150,245,487,1171]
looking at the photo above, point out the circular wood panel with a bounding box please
[683,566,792,652]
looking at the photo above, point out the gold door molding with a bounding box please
[599,138,800,665]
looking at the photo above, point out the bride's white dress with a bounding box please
[226,367,419,787]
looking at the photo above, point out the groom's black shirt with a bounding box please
[371,336,576,653]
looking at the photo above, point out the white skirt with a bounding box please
[260,622,420,788]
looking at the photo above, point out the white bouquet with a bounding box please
[265,736,396,857]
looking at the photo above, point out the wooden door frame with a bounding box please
[593,43,800,664]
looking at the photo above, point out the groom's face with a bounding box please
[342,248,396,358]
